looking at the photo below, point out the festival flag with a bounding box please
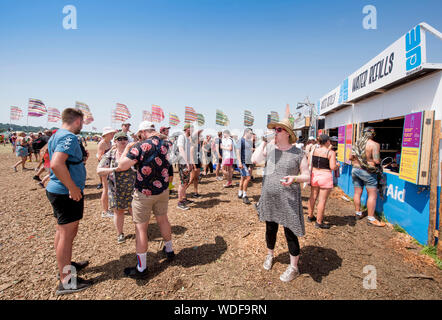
[216,109,229,126]
[48,107,62,122]
[197,113,205,126]
[169,113,180,126]
[285,104,291,118]
[75,101,94,125]
[151,105,165,122]
[270,111,279,123]
[184,106,198,124]
[114,103,131,122]
[28,99,47,117]
[267,114,272,125]
[10,106,23,121]
[288,113,295,127]
[244,110,254,127]
[142,110,152,121]
[92,126,97,131]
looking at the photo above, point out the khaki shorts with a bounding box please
[132,189,169,224]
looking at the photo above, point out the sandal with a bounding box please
[367,219,386,227]
[307,216,317,222]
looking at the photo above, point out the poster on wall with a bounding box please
[337,126,345,162]
[399,112,423,183]
[344,124,353,164]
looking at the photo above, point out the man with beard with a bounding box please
[46,108,92,295]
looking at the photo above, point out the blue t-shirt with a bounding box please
[46,129,86,195]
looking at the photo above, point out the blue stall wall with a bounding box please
[337,163,432,245]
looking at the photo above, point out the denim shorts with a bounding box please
[239,164,250,177]
[352,167,378,189]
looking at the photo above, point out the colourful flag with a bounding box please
[197,113,205,126]
[114,103,131,122]
[151,105,165,122]
[169,113,180,126]
[48,107,62,122]
[10,106,23,121]
[285,104,291,118]
[142,110,152,121]
[185,106,198,124]
[267,114,272,125]
[75,101,94,124]
[216,109,229,126]
[244,110,254,127]
[270,111,279,123]
[28,99,47,117]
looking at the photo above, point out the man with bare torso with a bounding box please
[349,127,385,227]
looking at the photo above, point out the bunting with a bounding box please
[151,105,165,122]
[197,113,205,126]
[267,114,272,125]
[184,106,198,124]
[270,111,279,123]
[28,99,47,117]
[169,113,180,126]
[10,106,23,121]
[75,101,94,125]
[48,107,62,122]
[216,109,229,126]
[244,110,254,127]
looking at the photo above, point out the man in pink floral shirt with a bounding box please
[116,121,175,279]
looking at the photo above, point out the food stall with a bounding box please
[317,23,442,246]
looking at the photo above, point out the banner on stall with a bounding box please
[344,124,353,164]
[337,126,346,162]
[399,112,423,183]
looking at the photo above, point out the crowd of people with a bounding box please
[8,108,387,295]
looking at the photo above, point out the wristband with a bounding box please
[294,176,297,183]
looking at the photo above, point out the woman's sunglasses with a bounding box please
[274,127,285,133]
[116,137,128,142]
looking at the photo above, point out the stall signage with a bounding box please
[399,112,423,183]
[319,24,427,116]
[337,126,346,162]
[344,124,353,164]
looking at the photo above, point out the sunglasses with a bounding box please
[116,137,128,141]
[274,127,285,133]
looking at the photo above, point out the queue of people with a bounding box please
[9,108,388,295]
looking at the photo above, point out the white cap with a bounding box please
[308,136,316,140]
[137,121,155,134]
[102,127,117,137]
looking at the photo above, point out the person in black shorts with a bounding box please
[215,131,223,181]
[46,108,92,295]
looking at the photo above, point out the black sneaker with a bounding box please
[242,196,251,205]
[96,183,103,190]
[191,193,202,199]
[124,266,148,279]
[183,199,194,205]
[162,247,176,261]
[315,222,331,229]
[307,216,317,222]
[55,277,93,296]
[177,202,190,210]
[33,175,41,182]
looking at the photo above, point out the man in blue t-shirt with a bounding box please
[46,108,93,295]
[235,128,253,204]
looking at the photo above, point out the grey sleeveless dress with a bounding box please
[257,145,305,237]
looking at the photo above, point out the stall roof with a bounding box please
[317,22,442,116]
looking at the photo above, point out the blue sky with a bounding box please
[1,0,442,133]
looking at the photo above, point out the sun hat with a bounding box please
[267,118,297,144]
[308,136,316,141]
[330,136,338,142]
[160,126,171,133]
[114,131,128,141]
[102,127,117,137]
[137,121,155,134]
[183,123,193,131]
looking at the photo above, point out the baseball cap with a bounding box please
[114,131,128,140]
[184,123,193,131]
[137,121,155,134]
[308,136,316,141]
[160,126,171,133]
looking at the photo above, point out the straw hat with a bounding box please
[267,118,297,144]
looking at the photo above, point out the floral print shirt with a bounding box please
[126,136,170,196]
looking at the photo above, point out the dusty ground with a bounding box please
[0,142,440,300]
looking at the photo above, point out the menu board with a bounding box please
[337,126,345,162]
[399,112,423,183]
[344,124,353,164]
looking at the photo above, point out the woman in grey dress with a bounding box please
[252,118,310,282]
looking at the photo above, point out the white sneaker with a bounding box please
[101,210,114,218]
[263,254,274,271]
[117,233,126,244]
[280,265,299,282]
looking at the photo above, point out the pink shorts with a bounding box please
[222,158,234,166]
[311,170,333,189]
